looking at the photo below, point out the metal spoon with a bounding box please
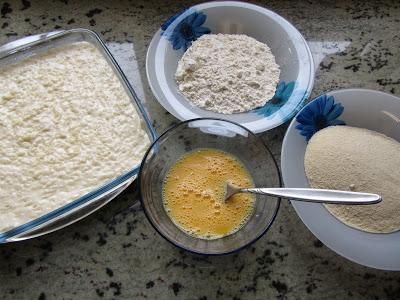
[224,183,381,205]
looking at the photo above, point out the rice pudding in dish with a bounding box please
[0,41,150,232]
[305,125,400,233]
[162,148,255,239]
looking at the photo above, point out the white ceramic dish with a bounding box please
[146,1,314,133]
[282,88,400,270]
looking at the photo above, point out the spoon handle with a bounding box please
[240,188,381,205]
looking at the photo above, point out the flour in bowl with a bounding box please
[305,126,400,233]
[175,34,280,114]
[0,42,150,232]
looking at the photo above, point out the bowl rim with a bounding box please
[145,0,315,134]
[281,88,400,270]
[138,117,282,255]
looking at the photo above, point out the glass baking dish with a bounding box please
[0,28,157,243]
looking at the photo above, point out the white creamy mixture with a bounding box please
[305,126,400,233]
[0,42,150,232]
[175,34,280,114]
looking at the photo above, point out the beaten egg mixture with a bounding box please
[162,149,255,239]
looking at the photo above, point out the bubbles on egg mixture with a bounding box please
[162,148,255,240]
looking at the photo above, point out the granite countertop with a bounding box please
[1,0,400,299]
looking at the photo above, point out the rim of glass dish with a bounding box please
[138,117,282,256]
[0,28,157,243]
[145,1,315,134]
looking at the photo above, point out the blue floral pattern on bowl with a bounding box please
[161,9,211,51]
[161,9,187,31]
[255,81,307,123]
[256,81,295,117]
[295,94,345,141]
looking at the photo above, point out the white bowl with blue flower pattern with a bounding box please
[146,1,314,133]
[282,88,400,270]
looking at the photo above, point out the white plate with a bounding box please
[282,88,400,270]
[146,1,314,133]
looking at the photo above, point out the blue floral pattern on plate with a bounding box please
[161,9,211,51]
[295,94,345,141]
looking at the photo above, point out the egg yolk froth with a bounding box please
[162,148,255,239]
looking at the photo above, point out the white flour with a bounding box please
[175,34,280,114]
[305,126,400,233]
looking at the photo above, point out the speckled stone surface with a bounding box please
[1,0,400,299]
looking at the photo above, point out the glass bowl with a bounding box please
[139,118,281,255]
